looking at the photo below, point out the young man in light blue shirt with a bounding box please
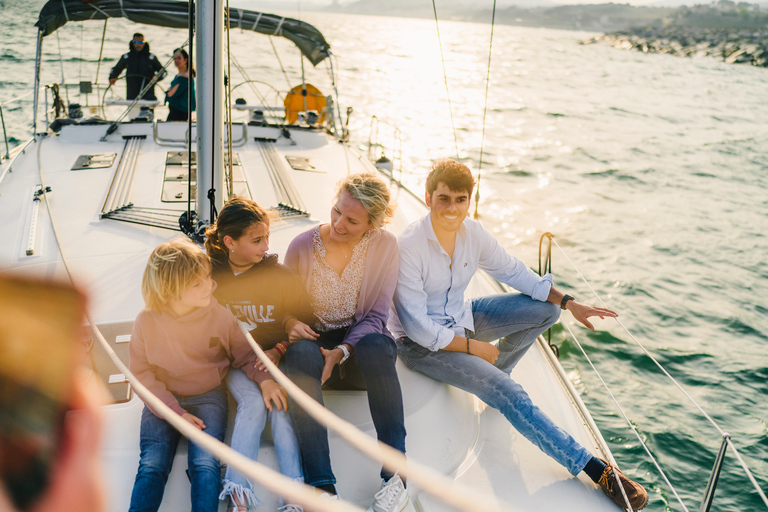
[390,158,648,510]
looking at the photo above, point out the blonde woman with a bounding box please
[284,173,409,512]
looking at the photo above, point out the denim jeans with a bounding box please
[285,330,407,487]
[219,368,302,506]
[128,385,227,512]
[396,292,593,476]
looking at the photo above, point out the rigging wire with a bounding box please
[430,0,460,161]
[561,320,690,512]
[79,22,85,86]
[473,0,497,220]
[94,19,108,85]
[551,234,768,509]
[55,30,70,104]
[229,51,284,126]
[269,36,293,89]
[481,190,768,508]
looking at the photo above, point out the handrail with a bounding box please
[152,120,247,148]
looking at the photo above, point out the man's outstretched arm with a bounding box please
[546,286,617,331]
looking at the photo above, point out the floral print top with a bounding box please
[310,226,371,332]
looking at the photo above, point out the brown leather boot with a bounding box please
[597,459,649,510]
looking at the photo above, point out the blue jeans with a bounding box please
[396,293,593,476]
[219,368,302,506]
[285,330,407,488]
[128,385,227,512]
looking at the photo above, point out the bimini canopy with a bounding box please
[34,0,331,66]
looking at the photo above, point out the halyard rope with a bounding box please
[474,0,497,220]
[430,0,460,161]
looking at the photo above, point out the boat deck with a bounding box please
[0,120,622,512]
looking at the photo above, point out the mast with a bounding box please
[195,0,225,225]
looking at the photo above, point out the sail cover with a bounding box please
[35,0,330,66]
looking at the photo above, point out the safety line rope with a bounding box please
[561,321,687,512]
[551,234,768,509]
[481,189,768,508]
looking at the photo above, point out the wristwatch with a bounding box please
[335,344,351,364]
[560,294,574,310]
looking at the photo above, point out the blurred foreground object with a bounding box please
[0,276,106,512]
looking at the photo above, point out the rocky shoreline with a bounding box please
[583,27,768,67]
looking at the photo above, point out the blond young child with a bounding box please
[127,238,276,512]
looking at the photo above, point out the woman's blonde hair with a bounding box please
[142,238,211,313]
[335,172,395,229]
[204,196,271,263]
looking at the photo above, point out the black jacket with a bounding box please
[212,254,316,349]
[109,41,166,100]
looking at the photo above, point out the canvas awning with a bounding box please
[34,0,331,66]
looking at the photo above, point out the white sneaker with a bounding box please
[278,505,304,512]
[366,474,409,512]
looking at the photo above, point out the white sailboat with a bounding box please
[0,2,644,511]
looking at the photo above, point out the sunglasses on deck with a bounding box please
[132,40,145,44]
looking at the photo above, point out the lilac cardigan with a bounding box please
[284,227,399,347]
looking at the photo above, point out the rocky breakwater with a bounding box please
[582,27,768,67]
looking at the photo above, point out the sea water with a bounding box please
[1,3,766,511]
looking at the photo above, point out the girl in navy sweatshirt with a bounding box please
[205,197,313,512]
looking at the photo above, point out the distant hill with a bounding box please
[234,0,768,33]
[316,0,768,33]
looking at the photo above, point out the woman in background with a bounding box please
[165,48,196,122]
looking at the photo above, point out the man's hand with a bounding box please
[319,347,345,384]
[181,412,206,430]
[468,339,499,364]
[285,318,318,343]
[259,379,289,412]
[442,335,499,364]
[108,78,117,86]
[566,301,617,330]
[255,348,281,371]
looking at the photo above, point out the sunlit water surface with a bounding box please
[2,3,767,511]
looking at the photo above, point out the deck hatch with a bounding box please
[285,155,326,173]
[71,152,116,170]
[162,151,250,203]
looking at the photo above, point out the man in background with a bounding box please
[108,33,166,101]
